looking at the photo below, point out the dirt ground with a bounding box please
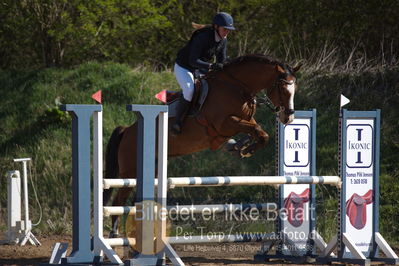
[0,235,396,265]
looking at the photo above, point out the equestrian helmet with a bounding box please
[212,12,235,30]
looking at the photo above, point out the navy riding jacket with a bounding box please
[175,27,227,73]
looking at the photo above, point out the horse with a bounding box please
[104,54,301,237]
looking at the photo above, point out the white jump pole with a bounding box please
[103,178,159,189]
[103,203,277,216]
[156,107,185,266]
[167,175,341,188]
[104,176,341,189]
[105,233,277,246]
[93,109,123,264]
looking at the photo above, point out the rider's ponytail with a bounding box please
[191,22,210,30]
[188,22,213,42]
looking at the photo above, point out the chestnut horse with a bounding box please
[105,54,300,236]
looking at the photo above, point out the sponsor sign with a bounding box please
[344,119,375,255]
[279,115,315,255]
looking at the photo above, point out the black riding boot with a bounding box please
[171,97,191,134]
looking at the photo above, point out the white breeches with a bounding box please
[174,63,194,101]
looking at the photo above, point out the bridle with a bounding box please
[207,66,296,116]
[263,77,296,116]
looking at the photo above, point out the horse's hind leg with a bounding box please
[109,187,132,238]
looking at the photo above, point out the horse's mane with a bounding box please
[223,54,293,73]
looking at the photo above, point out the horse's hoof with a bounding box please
[240,150,253,158]
[223,138,237,151]
[234,135,252,151]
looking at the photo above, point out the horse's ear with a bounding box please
[293,64,302,73]
[275,64,285,73]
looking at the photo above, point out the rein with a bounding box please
[207,71,255,102]
[209,68,295,116]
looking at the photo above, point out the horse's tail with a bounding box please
[104,126,125,205]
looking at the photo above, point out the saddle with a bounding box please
[346,189,373,230]
[155,78,209,118]
[283,188,310,227]
[154,75,227,150]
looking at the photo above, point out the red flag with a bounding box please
[155,90,167,103]
[92,90,102,103]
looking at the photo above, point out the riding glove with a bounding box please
[210,63,224,71]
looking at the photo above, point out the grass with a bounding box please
[0,59,398,244]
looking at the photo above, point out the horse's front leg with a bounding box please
[221,116,270,157]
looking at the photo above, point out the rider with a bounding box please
[172,12,235,134]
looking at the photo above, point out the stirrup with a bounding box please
[171,123,182,135]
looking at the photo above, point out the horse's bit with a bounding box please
[260,77,295,116]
